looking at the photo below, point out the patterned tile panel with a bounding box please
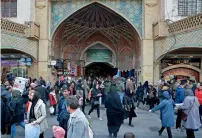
[51,0,142,38]
[154,29,202,61]
[1,33,39,60]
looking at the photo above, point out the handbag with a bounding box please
[181,98,195,121]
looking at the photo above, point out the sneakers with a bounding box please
[175,127,183,132]
[99,117,103,121]
[88,115,91,119]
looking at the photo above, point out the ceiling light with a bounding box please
[189,56,193,58]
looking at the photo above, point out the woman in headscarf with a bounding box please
[149,91,174,138]
[88,83,102,120]
[27,90,48,138]
[179,89,201,138]
[123,82,137,127]
[105,84,124,138]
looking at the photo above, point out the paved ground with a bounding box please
[1,103,202,138]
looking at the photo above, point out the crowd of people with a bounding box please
[1,74,202,138]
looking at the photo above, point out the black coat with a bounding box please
[35,86,48,103]
[105,87,124,134]
[123,94,137,119]
[11,96,25,123]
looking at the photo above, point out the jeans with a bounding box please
[159,127,172,138]
[117,92,124,104]
[11,122,25,138]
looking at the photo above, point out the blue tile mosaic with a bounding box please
[51,0,142,38]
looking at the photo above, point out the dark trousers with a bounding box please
[88,105,100,118]
[149,98,155,109]
[82,97,86,114]
[176,109,182,129]
[186,129,195,138]
[159,127,172,138]
[39,132,44,138]
[129,116,133,125]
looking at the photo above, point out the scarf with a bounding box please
[29,95,39,123]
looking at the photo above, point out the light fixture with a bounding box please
[190,56,193,58]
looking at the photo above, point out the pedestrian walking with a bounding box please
[149,91,174,138]
[88,84,102,120]
[136,82,144,108]
[195,82,202,122]
[105,85,124,138]
[175,80,187,131]
[123,83,137,127]
[26,90,48,138]
[49,87,57,116]
[66,96,91,138]
[179,89,201,138]
[57,87,70,138]
[10,90,25,138]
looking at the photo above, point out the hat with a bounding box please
[52,126,65,138]
[163,83,169,87]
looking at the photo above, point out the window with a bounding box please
[178,0,202,16]
[1,0,17,17]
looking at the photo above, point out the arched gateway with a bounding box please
[52,2,141,76]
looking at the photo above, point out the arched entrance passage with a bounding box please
[85,62,114,77]
[52,2,141,76]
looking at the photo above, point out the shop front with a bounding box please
[161,58,201,82]
[1,53,34,82]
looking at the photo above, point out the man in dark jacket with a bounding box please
[57,87,70,138]
[175,79,187,131]
[10,90,25,138]
[34,80,48,104]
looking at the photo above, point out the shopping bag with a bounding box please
[49,106,55,114]
[25,123,40,138]
[88,126,93,138]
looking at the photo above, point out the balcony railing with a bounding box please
[1,19,27,35]
[168,13,202,34]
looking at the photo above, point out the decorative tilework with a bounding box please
[154,29,202,61]
[51,0,142,38]
[1,33,39,60]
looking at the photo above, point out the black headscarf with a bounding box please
[105,86,124,114]
[29,92,39,123]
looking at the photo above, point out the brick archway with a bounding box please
[52,2,141,70]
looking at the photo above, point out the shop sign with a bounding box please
[13,77,28,93]
[86,49,112,62]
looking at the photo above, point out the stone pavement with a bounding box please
[1,105,202,138]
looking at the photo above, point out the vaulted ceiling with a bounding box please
[52,2,140,51]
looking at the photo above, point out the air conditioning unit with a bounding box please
[153,21,169,39]
[24,21,40,40]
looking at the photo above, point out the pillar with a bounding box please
[200,58,202,82]
[141,0,158,83]
[35,0,51,81]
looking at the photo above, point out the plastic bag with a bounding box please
[25,123,40,138]
[49,106,55,114]
[88,126,93,138]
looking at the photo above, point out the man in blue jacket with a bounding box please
[175,79,187,131]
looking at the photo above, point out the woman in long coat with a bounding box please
[179,89,201,138]
[27,90,48,138]
[150,91,174,138]
[105,85,124,138]
[123,85,137,127]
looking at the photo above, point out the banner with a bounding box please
[13,77,28,93]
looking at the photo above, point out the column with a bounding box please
[200,58,202,82]
[141,0,158,83]
[35,0,51,81]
